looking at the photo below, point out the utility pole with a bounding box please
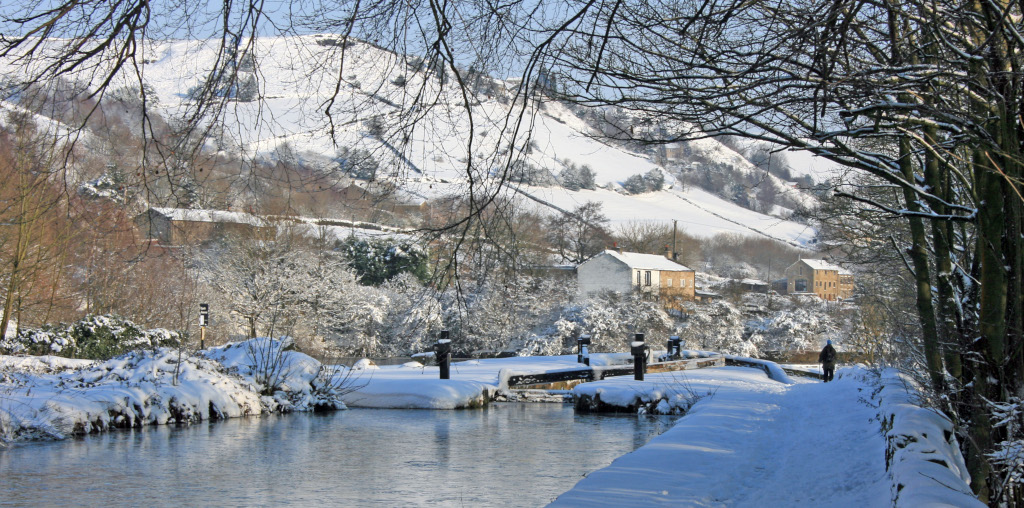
[672,219,678,261]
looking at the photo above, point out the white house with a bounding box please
[577,250,696,305]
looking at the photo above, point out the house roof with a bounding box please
[596,250,694,271]
[794,258,851,274]
[150,207,267,227]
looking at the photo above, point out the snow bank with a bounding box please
[724,355,794,384]
[572,375,709,414]
[871,369,983,507]
[0,348,263,442]
[0,338,348,444]
[340,378,495,409]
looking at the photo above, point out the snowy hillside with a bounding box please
[1,35,823,245]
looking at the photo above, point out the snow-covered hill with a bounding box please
[1,35,824,245]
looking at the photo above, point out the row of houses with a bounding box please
[578,249,854,308]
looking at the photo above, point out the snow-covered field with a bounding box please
[2,348,979,506]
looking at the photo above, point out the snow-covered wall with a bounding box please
[871,370,983,507]
[577,253,632,298]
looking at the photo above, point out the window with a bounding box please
[667,278,673,287]
[636,271,641,286]
[644,271,652,286]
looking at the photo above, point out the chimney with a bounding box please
[613,241,622,253]
[664,244,672,260]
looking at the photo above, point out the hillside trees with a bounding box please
[559,163,596,191]
[0,114,76,339]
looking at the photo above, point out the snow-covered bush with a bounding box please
[556,291,673,353]
[203,337,348,410]
[0,315,182,359]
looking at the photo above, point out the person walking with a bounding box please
[819,339,837,382]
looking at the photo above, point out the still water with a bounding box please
[1,403,676,507]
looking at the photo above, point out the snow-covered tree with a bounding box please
[622,174,648,194]
[560,163,596,191]
[378,273,443,355]
[340,237,429,286]
[555,290,673,353]
[204,232,305,339]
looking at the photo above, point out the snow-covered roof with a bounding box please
[147,208,416,242]
[796,259,850,274]
[150,207,267,227]
[601,250,693,271]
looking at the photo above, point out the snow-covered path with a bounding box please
[726,378,889,506]
[551,368,892,507]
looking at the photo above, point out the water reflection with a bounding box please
[2,403,676,507]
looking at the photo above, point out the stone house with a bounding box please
[784,259,854,301]
[577,249,696,309]
[135,207,274,246]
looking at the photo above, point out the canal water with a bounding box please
[1,403,677,506]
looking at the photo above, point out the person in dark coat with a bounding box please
[819,339,837,382]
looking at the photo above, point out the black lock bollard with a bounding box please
[434,330,452,380]
[668,335,682,359]
[631,333,647,381]
[577,334,592,366]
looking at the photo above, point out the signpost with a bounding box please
[199,303,209,349]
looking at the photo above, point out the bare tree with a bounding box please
[0,112,75,338]
[544,201,611,264]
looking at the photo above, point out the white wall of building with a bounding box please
[577,253,633,298]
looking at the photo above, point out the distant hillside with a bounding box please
[0,35,824,246]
